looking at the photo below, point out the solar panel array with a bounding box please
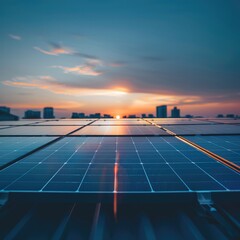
[0,119,239,195]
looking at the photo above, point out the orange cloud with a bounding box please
[34,46,72,56]
[52,65,103,76]
[3,75,128,96]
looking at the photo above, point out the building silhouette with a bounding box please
[156,105,167,118]
[171,107,180,118]
[71,113,79,118]
[148,114,154,118]
[79,113,85,118]
[43,107,55,119]
[24,110,41,119]
[0,106,19,121]
[0,106,10,113]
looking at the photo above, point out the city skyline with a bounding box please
[1,0,240,117]
[1,105,239,119]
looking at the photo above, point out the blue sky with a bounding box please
[0,0,240,117]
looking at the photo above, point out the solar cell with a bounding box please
[0,126,80,136]
[185,136,240,166]
[71,126,169,136]
[0,137,56,167]
[0,137,239,193]
[162,124,240,135]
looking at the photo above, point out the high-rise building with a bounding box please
[171,107,180,118]
[0,109,19,121]
[148,114,154,118]
[94,113,101,118]
[71,112,79,118]
[24,110,41,119]
[156,105,167,118]
[43,107,55,119]
[78,113,85,118]
[141,114,147,118]
[0,106,10,113]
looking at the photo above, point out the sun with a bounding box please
[116,115,121,119]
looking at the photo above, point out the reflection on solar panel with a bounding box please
[163,124,240,135]
[0,121,45,126]
[0,137,239,192]
[71,126,169,135]
[33,120,92,126]
[92,119,150,125]
[0,126,80,136]
[201,118,240,124]
[185,136,240,166]
[0,137,56,167]
[148,118,212,125]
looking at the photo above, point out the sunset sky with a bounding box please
[1,0,240,117]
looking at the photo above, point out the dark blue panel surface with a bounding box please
[0,137,239,193]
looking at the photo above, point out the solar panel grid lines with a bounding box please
[0,137,57,168]
[185,136,240,167]
[131,137,154,192]
[0,138,77,191]
[76,137,104,192]
[0,119,239,195]
[1,136,239,193]
[176,136,240,174]
[145,137,191,191]
[40,138,88,191]
[160,137,229,191]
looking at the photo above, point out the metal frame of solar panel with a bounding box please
[0,119,239,201]
[185,136,240,166]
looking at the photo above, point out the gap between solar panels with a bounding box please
[0,119,99,171]
[143,119,240,174]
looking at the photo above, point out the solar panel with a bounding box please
[0,126,80,136]
[162,124,240,135]
[0,137,239,193]
[71,126,169,136]
[0,137,56,167]
[185,136,240,166]
[0,120,45,126]
[92,119,150,125]
[202,118,240,124]
[33,120,92,126]
[148,118,212,125]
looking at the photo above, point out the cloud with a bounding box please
[52,59,104,76]
[34,42,100,60]
[34,44,72,56]
[2,75,128,96]
[9,34,22,40]
[52,65,103,76]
